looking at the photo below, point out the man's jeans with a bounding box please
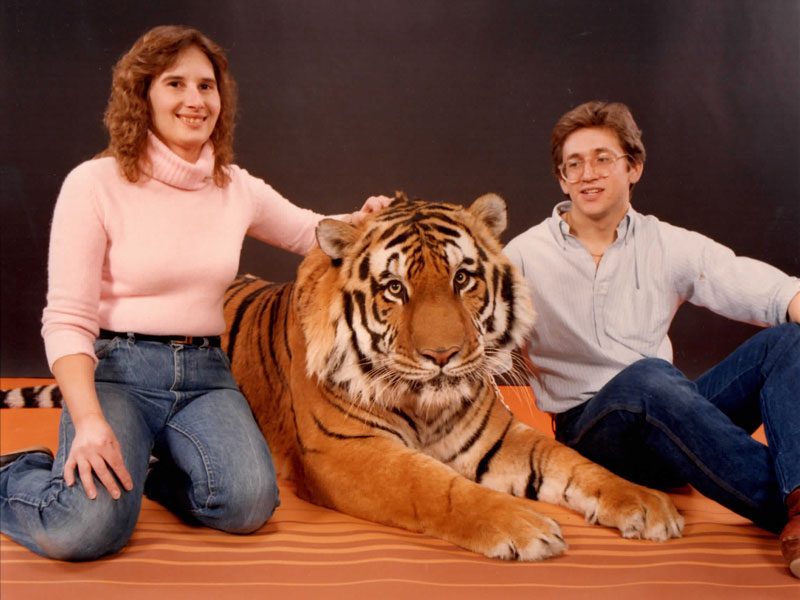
[0,336,279,560]
[554,323,800,534]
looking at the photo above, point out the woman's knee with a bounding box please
[35,492,139,561]
[232,474,280,533]
[204,468,280,533]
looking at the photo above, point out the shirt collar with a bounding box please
[550,200,636,248]
[143,131,215,191]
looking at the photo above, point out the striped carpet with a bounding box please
[1,381,796,599]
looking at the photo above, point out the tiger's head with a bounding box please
[295,193,535,411]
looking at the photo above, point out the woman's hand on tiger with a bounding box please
[350,195,394,225]
[64,412,133,501]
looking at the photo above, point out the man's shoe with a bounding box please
[780,488,800,578]
[0,446,54,469]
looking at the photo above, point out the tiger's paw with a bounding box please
[590,484,684,542]
[465,496,568,561]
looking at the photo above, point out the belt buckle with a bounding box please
[172,335,194,345]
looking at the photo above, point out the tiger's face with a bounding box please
[297,194,535,411]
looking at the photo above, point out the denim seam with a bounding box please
[1,466,66,509]
[5,478,69,509]
[703,363,789,495]
[164,420,216,513]
[3,493,45,509]
[570,402,763,510]
[757,326,799,497]
[642,413,762,509]
[700,362,761,411]
[700,325,797,498]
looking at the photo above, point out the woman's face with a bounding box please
[147,45,221,163]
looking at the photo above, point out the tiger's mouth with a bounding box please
[380,359,488,393]
[369,345,496,386]
[406,374,465,392]
[382,353,484,381]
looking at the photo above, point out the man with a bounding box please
[504,101,800,577]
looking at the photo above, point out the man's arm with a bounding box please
[663,223,799,327]
[788,291,800,323]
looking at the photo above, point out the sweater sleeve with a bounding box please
[238,168,325,256]
[663,222,800,326]
[40,162,107,369]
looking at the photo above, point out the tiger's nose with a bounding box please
[420,346,460,367]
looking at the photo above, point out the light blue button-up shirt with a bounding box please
[504,201,800,414]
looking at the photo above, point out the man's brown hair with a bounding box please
[550,101,646,179]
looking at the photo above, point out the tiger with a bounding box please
[222,192,684,561]
[0,385,62,408]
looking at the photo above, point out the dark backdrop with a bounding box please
[2,0,798,378]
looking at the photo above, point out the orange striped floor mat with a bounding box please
[1,384,795,599]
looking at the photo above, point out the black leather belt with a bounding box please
[99,329,221,347]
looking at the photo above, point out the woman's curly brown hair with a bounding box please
[102,25,236,186]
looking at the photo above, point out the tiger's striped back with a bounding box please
[222,277,299,478]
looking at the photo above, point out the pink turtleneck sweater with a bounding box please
[41,133,324,369]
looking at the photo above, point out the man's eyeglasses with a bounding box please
[559,152,631,183]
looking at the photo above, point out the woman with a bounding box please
[0,25,389,561]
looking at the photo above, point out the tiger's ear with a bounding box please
[469,193,507,238]
[316,218,360,260]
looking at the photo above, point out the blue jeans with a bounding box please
[554,323,800,534]
[0,337,279,560]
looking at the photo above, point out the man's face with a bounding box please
[558,127,643,225]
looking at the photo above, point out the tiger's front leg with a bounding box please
[301,437,569,561]
[484,420,684,541]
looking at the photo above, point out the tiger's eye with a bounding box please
[388,281,404,295]
[454,270,469,287]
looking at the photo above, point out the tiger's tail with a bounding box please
[0,385,63,408]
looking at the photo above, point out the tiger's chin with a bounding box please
[350,377,479,413]
[407,380,478,412]
[345,358,501,413]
